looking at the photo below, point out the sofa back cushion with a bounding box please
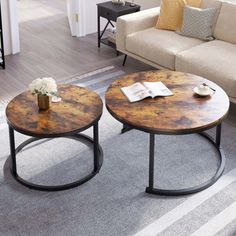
[179,5,218,40]
[201,0,222,31]
[201,0,221,8]
[214,1,236,45]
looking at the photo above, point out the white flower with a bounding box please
[29,78,41,93]
[29,77,57,96]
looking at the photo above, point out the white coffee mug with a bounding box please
[198,84,209,94]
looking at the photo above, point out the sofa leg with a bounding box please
[123,55,127,66]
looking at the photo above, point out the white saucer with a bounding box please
[52,96,62,103]
[193,87,214,96]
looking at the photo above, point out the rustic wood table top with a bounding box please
[105,70,230,134]
[6,84,103,137]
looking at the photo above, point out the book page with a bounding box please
[121,82,151,102]
[143,82,173,97]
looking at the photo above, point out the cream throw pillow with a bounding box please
[156,0,202,31]
[214,1,236,45]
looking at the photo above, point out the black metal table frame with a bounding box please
[121,122,225,196]
[0,1,5,69]
[8,121,103,192]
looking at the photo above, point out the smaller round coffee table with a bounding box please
[6,84,103,191]
[105,71,230,196]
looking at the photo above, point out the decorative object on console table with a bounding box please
[97,1,140,53]
[112,0,126,6]
[130,0,136,7]
[0,1,5,69]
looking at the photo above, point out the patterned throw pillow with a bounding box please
[178,5,218,40]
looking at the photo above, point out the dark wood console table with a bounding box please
[97,1,140,52]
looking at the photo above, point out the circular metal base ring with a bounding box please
[10,134,103,192]
[145,132,225,196]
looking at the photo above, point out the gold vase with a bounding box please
[37,95,50,110]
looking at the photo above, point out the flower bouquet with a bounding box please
[29,77,57,110]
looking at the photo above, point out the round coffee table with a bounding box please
[6,84,103,191]
[105,70,230,196]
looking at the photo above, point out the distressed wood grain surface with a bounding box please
[105,71,230,134]
[6,84,103,136]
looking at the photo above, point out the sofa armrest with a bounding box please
[116,7,160,52]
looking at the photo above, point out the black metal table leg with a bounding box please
[121,124,133,134]
[216,123,222,147]
[8,129,103,192]
[9,126,17,175]
[148,133,155,189]
[145,128,225,196]
[93,122,99,172]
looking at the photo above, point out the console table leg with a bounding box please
[100,21,110,40]
[148,133,155,189]
[123,55,127,66]
[9,126,17,175]
[93,122,99,172]
[97,12,100,48]
[216,123,222,148]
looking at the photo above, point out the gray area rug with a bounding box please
[0,66,236,236]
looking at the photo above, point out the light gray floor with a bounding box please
[1,0,236,125]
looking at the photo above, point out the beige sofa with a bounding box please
[116,0,236,103]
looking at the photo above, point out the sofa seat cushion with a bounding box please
[176,40,236,98]
[126,28,204,70]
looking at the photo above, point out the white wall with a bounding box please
[84,0,108,36]
[67,0,77,36]
[1,0,20,55]
[135,0,160,9]
[1,0,12,55]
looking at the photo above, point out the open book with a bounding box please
[121,82,173,102]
